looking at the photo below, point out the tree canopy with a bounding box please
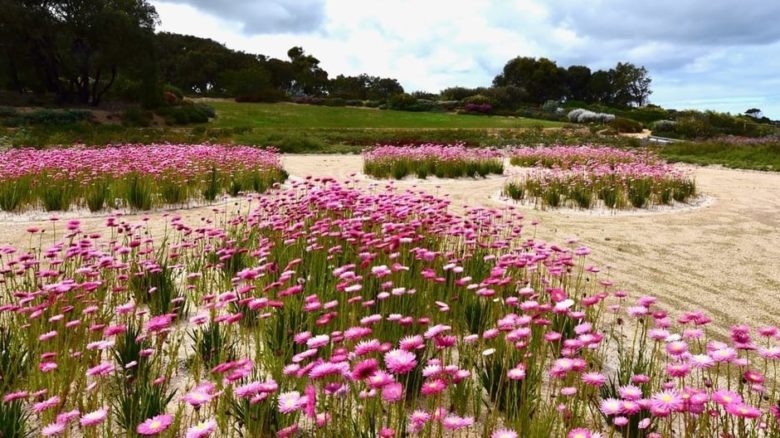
[0,0,160,105]
[492,56,652,107]
[0,3,653,111]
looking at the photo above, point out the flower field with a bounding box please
[505,147,697,209]
[1,177,778,438]
[363,144,504,179]
[0,145,287,212]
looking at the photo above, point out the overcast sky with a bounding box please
[151,0,780,118]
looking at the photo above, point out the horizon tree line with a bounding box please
[0,0,652,111]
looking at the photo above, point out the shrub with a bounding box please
[567,108,615,123]
[290,96,324,105]
[2,109,92,127]
[321,97,347,106]
[463,103,492,114]
[462,94,493,105]
[122,108,154,127]
[163,84,185,100]
[608,117,643,133]
[387,93,439,112]
[157,103,214,125]
[651,119,677,135]
[654,110,776,139]
[624,105,670,124]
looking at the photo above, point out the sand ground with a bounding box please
[1,154,778,336]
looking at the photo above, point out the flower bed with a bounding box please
[363,144,504,179]
[0,144,287,212]
[509,145,658,169]
[505,146,696,209]
[0,180,776,438]
[504,164,697,209]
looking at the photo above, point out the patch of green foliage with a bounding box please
[1,108,92,127]
[658,140,780,171]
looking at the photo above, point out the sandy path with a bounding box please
[2,154,779,335]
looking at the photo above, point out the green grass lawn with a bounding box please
[207,100,563,129]
[658,141,780,171]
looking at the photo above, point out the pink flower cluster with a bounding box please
[0,144,281,181]
[509,145,659,169]
[364,144,502,163]
[0,176,776,437]
[0,144,285,211]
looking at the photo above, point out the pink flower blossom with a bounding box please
[80,408,108,427]
[186,419,217,438]
[137,414,173,435]
[384,349,417,374]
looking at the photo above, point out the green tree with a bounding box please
[222,67,284,102]
[286,46,328,96]
[155,32,259,95]
[440,87,480,101]
[369,77,404,100]
[564,65,592,101]
[610,62,652,107]
[329,74,370,99]
[0,0,160,105]
[327,74,403,100]
[493,57,565,104]
[586,70,614,104]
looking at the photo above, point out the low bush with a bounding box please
[608,117,643,133]
[652,110,775,139]
[157,103,214,125]
[463,103,492,114]
[122,108,155,127]
[1,109,93,127]
[386,94,444,112]
[567,108,615,124]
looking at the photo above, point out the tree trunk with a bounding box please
[77,75,90,105]
[90,67,101,106]
[92,65,116,106]
[4,49,23,93]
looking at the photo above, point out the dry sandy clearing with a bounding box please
[2,154,779,336]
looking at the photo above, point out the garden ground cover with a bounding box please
[503,146,697,210]
[363,144,504,179]
[1,155,780,436]
[0,145,287,213]
[2,155,778,338]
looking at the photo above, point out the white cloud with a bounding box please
[152,0,780,118]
